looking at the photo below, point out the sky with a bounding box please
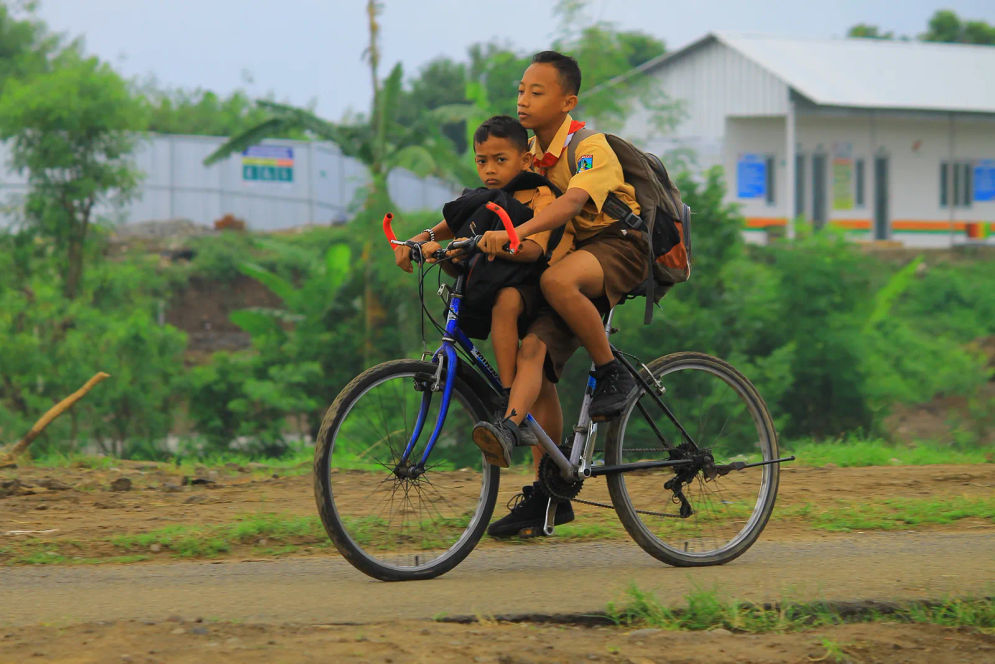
[31,0,995,121]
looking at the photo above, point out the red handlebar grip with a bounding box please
[382,213,397,247]
[485,202,520,253]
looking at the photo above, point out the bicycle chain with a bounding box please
[543,447,686,519]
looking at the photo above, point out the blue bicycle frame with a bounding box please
[396,268,587,481]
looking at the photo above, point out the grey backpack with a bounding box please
[568,128,692,324]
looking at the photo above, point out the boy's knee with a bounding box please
[518,334,546,361]
[492,287,523,316]
[540,269,572,298]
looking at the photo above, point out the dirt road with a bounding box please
[3,532,993,627]
[2,463,993,662]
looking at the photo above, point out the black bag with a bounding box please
[568,128,692,324]
[442,172,562,339]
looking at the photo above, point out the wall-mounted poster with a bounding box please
[832,142,853,210]
[737,154,766,199]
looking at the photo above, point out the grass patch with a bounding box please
[780,496,995,532]
[110,514,327,558]
[783,437,991,467]
[606,584,995,633]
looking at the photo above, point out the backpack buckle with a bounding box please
[621,212,645,232]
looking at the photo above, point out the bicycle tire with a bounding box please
[606,352,780,566]
[314,359,499,581]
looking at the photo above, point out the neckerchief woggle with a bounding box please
[533,120,586,173]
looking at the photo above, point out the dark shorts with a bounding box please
[509,282,544,339]
[526,225,648,383]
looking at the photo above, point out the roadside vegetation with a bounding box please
[606,585,994,634]
[1,2,993,464]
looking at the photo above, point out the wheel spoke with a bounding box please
[314,360,498,581]
[606,353,779,567]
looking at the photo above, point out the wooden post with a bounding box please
[0,372,110,468]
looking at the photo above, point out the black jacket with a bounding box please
[442,172,561,339]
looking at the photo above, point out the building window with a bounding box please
[855,159,865,207]
[765,155,775,205]
[941,161,973,207]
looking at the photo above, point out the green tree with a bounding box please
[0,1,61,94]
[141,86,305,138]
[0,52,145,299]
[551,0,676,134]
[847,23,895,39]
[204,0,464,361]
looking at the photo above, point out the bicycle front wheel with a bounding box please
[314,359,499,581]
[606,352,779,566]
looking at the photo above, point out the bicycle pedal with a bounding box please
[517,526,547,539]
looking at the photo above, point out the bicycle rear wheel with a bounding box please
[314,359,499,581]
[606,352,779,566]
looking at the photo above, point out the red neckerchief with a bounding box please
[533,120,586,173]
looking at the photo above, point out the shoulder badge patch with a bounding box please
[577,154,593,172]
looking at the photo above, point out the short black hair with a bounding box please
[531,50,581,95]
[473,115,529,152]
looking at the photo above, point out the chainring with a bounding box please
[538,445,585,502]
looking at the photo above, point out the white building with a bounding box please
[622,33,995,246]
[0,134,458,231]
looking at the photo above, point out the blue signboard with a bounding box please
[974,160,995,202]
[737,154,766,199]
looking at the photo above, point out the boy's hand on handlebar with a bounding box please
[393,243,414,273]
[445,237,471,264]
[421,241,443,263]
[479,230,511,261]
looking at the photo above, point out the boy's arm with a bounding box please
[478,188,588,256]
[394,220,454,273]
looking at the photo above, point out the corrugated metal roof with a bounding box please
[645,33,995,114]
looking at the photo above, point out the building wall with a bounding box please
[725,112,995,247]
[0,134,459,231]
[621,39,789,169]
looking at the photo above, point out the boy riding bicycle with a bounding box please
[472,51,650,532]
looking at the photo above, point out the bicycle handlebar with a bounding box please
[484,202,520,253]
[382,203,521,259]
[382,213,397,247]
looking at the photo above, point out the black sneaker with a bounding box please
[472,418,519,468]
[495,390,537,446]
[588,360,636,420]
[487,482,575,538]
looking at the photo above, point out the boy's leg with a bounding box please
[472,333,546,468]
[540,251,634,419]
[529,376,562,473]
[485,358,574,538]
[539,251,614,365]
[490,287,525,388]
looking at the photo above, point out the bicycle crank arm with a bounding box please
[589,458,695,476]
[712,455,796,477]
[542,497,557,536]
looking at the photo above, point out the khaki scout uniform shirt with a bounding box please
[512,185,556,254]
[529,114,640,256]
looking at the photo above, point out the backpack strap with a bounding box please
[566,127,597,176]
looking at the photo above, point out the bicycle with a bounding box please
[313,203,794,581]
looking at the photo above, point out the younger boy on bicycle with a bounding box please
[394,115,570,489]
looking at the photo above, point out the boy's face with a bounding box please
[474,135,532,189]
[517,62,577,133]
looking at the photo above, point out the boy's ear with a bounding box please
[518,150,533,170]
[560,94,578,113]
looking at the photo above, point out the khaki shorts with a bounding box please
[526,225,648,382]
